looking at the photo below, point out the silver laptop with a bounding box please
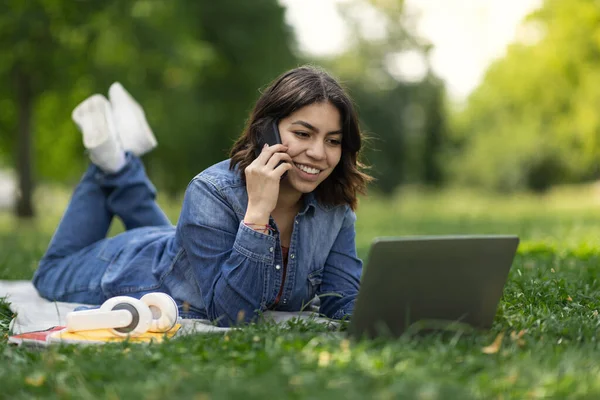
[349,235,519,338]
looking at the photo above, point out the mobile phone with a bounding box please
[254,119,283,158]
[254,119,288,178]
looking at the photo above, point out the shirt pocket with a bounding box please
[307,268,324,300]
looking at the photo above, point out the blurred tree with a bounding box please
[318,0,447,193]
[151,0,297,194]
[0,0,296,218]
[0,0,109,217]
[450,0,600,192]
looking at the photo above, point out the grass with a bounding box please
[3,183,600,398]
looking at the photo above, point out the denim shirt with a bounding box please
[171,160,362,326]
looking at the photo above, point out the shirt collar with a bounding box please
[299,192,336,215]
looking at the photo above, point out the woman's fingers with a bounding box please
[273,160,293,177]
[265,152,293,171]
[244,144,291,217]
[255,144,288,165]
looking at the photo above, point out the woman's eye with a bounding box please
[328,138,342,146]
[294,131,309,137]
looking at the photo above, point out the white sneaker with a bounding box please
[72,94,126,174]
[108,82,157,156]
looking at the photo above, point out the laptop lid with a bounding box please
[348,235,519,339]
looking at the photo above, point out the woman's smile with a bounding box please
[292,162,323,182]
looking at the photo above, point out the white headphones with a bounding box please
[66,293,179,337]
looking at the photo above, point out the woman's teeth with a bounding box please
[295,163,320,175]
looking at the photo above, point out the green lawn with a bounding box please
[2,184,600,399]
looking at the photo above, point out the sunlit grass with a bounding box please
[2,183,600,398]
[355,183,600,257]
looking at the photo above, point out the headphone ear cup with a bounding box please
[141,293,179,332]
[107,297,153,337]
[101,296,127,311]
[66,296,152,337]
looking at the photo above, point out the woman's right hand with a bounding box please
[243,144,293,226]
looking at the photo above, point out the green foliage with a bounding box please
[0,0,297,193]
[0,0,107,169]
[142,0,298,193]
[0,297,12,336]
[0,0,453,198]
[352,78,446,192]
[318,0,448,193]
[451,0,600,192]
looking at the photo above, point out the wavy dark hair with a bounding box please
[229,65,372,210]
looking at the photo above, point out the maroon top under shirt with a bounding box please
[273,246,289,306]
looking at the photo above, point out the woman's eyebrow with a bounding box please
[291,120,318,131]
[290,120,342,135]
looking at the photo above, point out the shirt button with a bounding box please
[275,264,281,270]
[269,247,274,253]
[290,254,295,259]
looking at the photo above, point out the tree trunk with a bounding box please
[14,67,34,218]
[423,84,444,186]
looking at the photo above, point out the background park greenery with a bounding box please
[4,0,600,217]
[0,0,446,217]
[4,0,600,398]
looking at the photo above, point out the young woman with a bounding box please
[33,66,372,327]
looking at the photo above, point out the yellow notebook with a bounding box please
[49,325,181,344]
[8,325,181,346]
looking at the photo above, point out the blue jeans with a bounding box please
[33,154,172,305]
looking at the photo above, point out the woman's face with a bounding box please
[278,101,343,194]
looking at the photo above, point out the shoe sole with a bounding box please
[108,82,157,156]
[71,94,113,149]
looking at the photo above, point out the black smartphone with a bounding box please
[254,119,288,178]
[254,119,283,158]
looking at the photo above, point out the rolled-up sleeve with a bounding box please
[178,177,275,326]
[318,208,362,320]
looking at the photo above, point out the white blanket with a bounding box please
[0,280,335,336]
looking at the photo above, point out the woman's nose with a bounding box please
[306,141,326,160]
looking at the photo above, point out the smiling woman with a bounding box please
[32,65,373,327]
